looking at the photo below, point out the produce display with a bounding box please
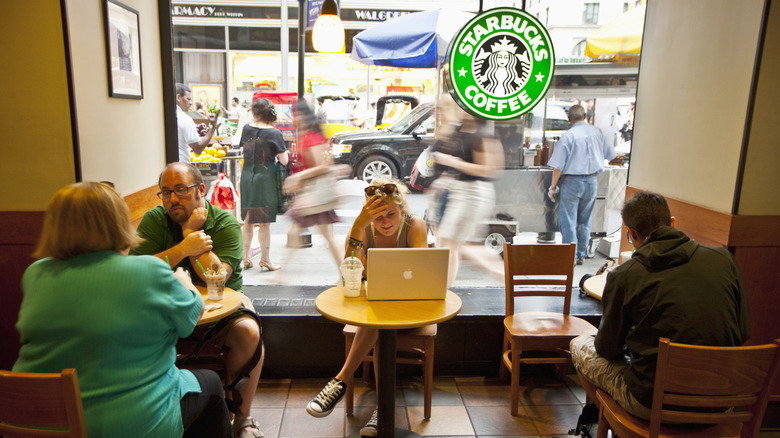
[190,146,227,163]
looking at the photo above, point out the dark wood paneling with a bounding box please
[729,215,780,247]
[0,211,44,369]
[124,185,159,226]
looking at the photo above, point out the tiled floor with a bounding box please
[246,373,780,438]
[246,372,590,438]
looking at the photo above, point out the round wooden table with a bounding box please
[316,286,462,438]
[195,285,242,325]
[582,274,607,300]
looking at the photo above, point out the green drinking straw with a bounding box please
[195,259,207,275]
[165,256,170,268]
[351,251,354,269]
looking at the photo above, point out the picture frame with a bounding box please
[103,0,143,99]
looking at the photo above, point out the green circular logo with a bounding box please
[447,8,555,120]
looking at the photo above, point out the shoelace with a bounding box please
[314,380,342,407]
[366,410,378,427]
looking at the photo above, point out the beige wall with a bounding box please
[630,0,765,214]
[2,2,76,210]
[739,1,780,215]
[66,0,167,196]
[1,0,167,212]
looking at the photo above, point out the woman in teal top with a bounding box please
[13,182,232,438]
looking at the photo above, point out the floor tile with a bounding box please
[287,378,334,408]
[345,405,408,436]
[456,376,513,406]
[348,378,406,408]
[404,376,463,407]
[253,379,291,408]
[250,407,283,438]
[525,403,583,436]
[279,405,345,437]
[516,376,581,406]
[466,405,539,436]
[408,405,475,436]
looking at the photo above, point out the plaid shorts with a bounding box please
[570,335,651,420]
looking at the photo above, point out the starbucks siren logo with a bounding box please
[447,8,555,120]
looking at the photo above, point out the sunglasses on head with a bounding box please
[365,183,398,197]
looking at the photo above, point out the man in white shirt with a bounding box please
[221,97,242,120]
[176,83,217,163]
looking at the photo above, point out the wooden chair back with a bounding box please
[0,368,87,438]
[503,243,576,316]
[648,337,780,437]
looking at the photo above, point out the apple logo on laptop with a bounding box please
[403,269,413,280]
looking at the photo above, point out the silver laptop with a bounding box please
[365,248,450,300]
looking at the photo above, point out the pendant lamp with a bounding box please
[313,0,345,53]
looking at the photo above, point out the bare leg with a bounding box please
[438,237,461,286]
[223,318,264,421]
[335,326,378,381]
[241,218,255,264]
[317,223,344,266]
[459,243,504,279]
[257,223,274,265]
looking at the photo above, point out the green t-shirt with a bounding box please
[131,201,243,290]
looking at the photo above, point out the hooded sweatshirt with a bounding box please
[595,226,751,408]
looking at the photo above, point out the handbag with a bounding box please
[410,146,436,190]
[292,168,340,216]
[207,172,239,210]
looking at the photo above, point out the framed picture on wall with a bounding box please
[103,0,143,99]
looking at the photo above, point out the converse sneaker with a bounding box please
[360,409,378,437]
[306,378,347,418]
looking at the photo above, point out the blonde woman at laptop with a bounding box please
[305,177,427,436]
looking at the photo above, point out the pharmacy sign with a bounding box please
[447,7,555,120]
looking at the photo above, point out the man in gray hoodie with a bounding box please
[570,191,751,420]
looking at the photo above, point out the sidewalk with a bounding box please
[241,211,611,289]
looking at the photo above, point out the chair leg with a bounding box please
[597,403,609,438]
[423,341,434,420]
[510,341,522,416]
[498,333,510,382]
[362,360,371,383]
[344,336,354,415]
[558,351,567,381]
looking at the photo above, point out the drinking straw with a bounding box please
[351,251,354,269]
[165,256,170,268]
[195,259,208,274]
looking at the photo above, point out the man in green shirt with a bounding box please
[132,162,265,438]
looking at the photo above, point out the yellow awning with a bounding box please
[585,5,646,58]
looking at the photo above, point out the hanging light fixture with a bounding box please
[313,0,344,53]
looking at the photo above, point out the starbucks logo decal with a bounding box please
[448,8,555,120]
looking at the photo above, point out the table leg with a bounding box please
[376,329,396,437]
[375,329,422,438]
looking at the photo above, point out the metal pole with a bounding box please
[281,0,289,91]
[298,0,306,99]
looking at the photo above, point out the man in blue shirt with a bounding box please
[547,104,616,264]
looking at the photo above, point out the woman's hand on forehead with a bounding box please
[366,195,390,217]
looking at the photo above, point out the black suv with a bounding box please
[328,102,436,184]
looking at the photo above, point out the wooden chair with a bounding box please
[499,242,598,416]
[0,368,87,438]
[595,337,780,438]
[343,324,436,419]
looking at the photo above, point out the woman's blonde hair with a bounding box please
[33,182,142,259]
[366,177,412,217]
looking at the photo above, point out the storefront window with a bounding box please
[229,27,280,51]
[174,25,225,50]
